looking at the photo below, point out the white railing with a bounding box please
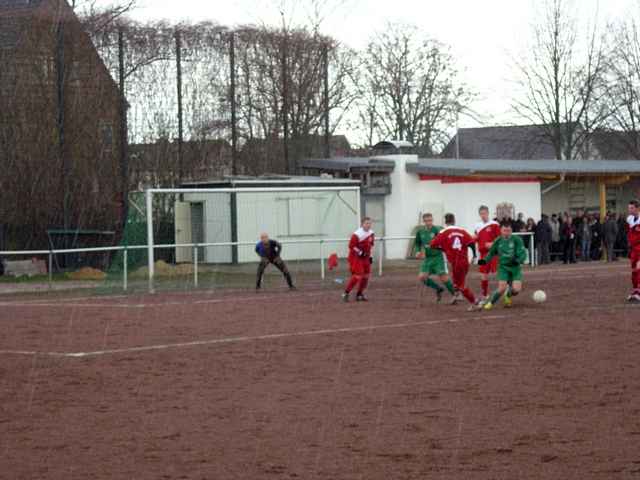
[0,232,535,293]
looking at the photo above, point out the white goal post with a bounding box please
[144,186,362,291]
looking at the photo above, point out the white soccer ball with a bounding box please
[533,290,547,303]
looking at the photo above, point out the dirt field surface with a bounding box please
[1,262,640,479]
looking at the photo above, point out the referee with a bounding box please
[255,232,296,291]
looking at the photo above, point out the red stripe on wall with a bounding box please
[419,175,539,184]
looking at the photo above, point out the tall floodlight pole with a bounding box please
[281,12,291,173]
[230,31,238,176]
[323,42,330,159]
[175,29,184,183]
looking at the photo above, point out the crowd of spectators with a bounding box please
[504,209,629,265]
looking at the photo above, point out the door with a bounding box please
[190,202,205,262]
[174,202,192,263]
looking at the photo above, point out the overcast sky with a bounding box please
[99,0,638,131]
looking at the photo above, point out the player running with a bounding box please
[626,199,640,303]
[430,213,479,311]
[478,221,528,310]
[413,213,457,303]
[342,217,375,302]
[474,205,500,302]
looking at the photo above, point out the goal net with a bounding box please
[134,186,361,291]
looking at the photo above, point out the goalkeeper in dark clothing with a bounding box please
[478,221,527,310]
[255,233,295,290]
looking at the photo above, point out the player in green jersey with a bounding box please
[413,213,456,302]
[478,220,528,310]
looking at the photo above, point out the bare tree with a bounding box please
[511,0,609,160]
[355,22,472,155]
[605,11,640,158]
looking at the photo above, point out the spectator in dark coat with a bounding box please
[616,214,629,256]
[512,213,525,233]
[562,213,577,264]
[590,215,602,260]
[550,214,561,259]
[580,214,593,261]
[535,215,552,265]
[603,213,619,262]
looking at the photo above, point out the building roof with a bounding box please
[373,140,414,150]
[180,175,361,189]
[0,0,44,9]
[441,125,558,160]
[300,157,396,173]
[407,158,640,176]
[591,130,640,160]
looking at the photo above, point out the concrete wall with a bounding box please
[382,155,542,259]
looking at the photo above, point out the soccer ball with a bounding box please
[533,290,547,303]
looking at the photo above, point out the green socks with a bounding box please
[489,289,502,304]
[424,278,442,292]
[444,280,456,294]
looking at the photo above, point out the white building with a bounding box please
[381,155,542,259]
[302,151,640,261]
[174,176,360,264]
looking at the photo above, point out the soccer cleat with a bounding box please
[467,301,482,312]
[477,296,488,306]
[436,288,444,303]
[627,293,640,303]
[341,292,349,302]
[289,285,297,291]
[449,292,461,305]
[503,296,513,308]
[483,302,494,311]
[356,294,368,302]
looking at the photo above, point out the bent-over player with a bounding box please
[413,213,456,302]
[474,205,501,301]
[479,221,527,310]
[342,217,374,302]
[626,200,640,303]
[255,233,295,291]
[430,213,479,311]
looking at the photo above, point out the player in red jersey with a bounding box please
[474,205,501,300]
[430,213,480,311]
[342,217,375,302]
[626,200,640,303]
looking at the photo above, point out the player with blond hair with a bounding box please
[342,217,375,302]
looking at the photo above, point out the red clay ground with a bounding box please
[1,262,640,480]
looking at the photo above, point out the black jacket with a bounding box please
[535,220,552,244]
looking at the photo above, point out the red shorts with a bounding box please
[631,245,640,269]
[478,255,498,275]
[450,260,469,289]
[349,257,371,276]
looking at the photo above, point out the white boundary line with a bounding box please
[0,314,509,358]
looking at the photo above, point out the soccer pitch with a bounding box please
[1,262,639,479]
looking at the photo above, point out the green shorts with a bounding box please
[420,254,448,276]
[497,264,523,282]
